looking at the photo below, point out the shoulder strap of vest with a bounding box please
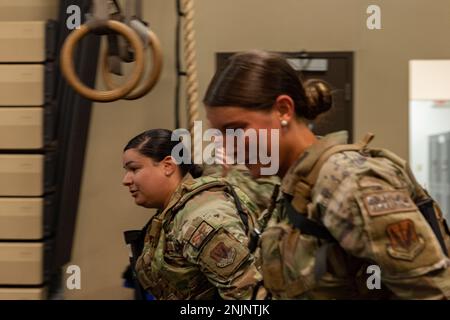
[168,179,250,234]
[305,132,375,186]
[226,184,250,234]
[289,132,450,261]
[287,133,376,281]
[172,180,228,212]
[284,198,335,242]
[288,133,375,237]
[291,132,375,214]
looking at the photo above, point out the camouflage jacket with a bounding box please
[202,164,280,214]
[260,131,450,299]
[135,173,265,300]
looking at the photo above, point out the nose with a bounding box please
[122,172,133,187]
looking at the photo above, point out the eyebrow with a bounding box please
[123,161,136,169]
[219,121,247,131]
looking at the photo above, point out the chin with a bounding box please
[134,197,151,208]
[134,198,144,207]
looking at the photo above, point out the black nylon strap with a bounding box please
[250,280,264,300]
[284,199,336,242]
[417,198,449,257]
[314,242,334,281]
[227,185,249,234]
[284,198,338,282]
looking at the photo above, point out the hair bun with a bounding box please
[303,79,333,120]
[188,164,204,178]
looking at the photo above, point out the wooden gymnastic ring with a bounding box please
[60,20,145,102]
[102,29,163,100]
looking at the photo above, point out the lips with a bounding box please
[130,190,138,197]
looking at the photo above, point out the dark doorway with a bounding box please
[216,51,354,142]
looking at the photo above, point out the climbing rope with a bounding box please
[179,0,202,163]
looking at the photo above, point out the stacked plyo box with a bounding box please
[0,0,58,300]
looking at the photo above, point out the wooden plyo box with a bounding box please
[0,21,47,63]
[0,108,43,149]
[0,65,44,106]
[0,198,43,240]
[0,155,44,196]
[0,242,44,285]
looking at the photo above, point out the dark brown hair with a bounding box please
[203,50,333,120]
[124,129,203,178]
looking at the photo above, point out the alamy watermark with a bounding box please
[66,4,382,31]
[367,5,382,30]
[66,265,81,290]
[366,264,381,290]
[62,260,380,291]
[171,121,279,176]
[66,5,81,30]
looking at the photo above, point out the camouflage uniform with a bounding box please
[135,173,266,300]
[260,131,450,299]
[202,164,280,214]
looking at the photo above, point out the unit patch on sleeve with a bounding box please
[188,221,215,249]
[362,190,416,217]
[209,242,237,268]
[386,219,425,261]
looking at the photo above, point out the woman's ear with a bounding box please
[161,156,178,176]
[274,95,295,124]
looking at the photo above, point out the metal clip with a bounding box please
[248,228,262,253]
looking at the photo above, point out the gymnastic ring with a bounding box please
[102,28,163,100]
[60,20,145,102]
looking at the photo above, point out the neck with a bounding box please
[279,123,317,178]
[161,174,183,209]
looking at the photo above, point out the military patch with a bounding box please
[183,224,197,242]
[386,219,425,261]
[165,238,179,253]
[189,221,215,249]
[200,228,250,279]
[362,190,416,217]
[209,242,237,268]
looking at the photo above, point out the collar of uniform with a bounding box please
[281,131,348,196]
[159,173,195,219]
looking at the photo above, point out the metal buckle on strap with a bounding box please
[361,132,375,147]
[90,0,147,72]
[358,132,375,156]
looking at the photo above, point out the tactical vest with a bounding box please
[287,133,450,250]
[278,133,450,297]
[133,176,254,300]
